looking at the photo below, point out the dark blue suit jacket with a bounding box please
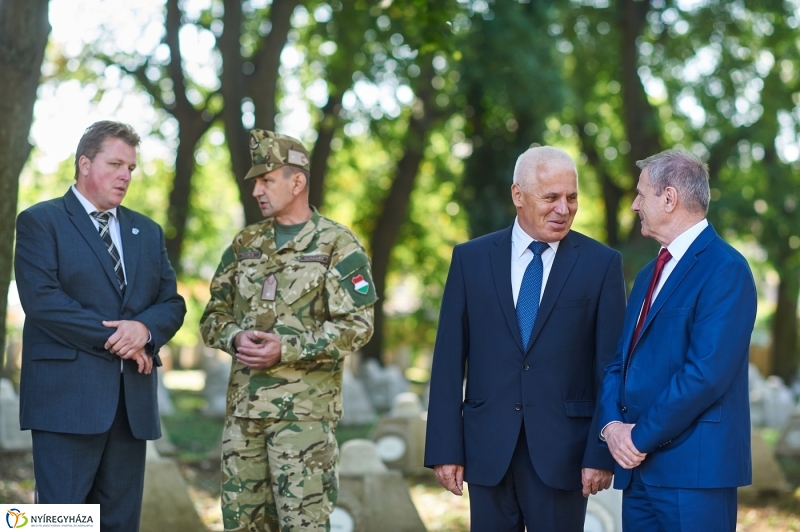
[599,224,755,489]
[15,189,186,440]
[424,228,626,490]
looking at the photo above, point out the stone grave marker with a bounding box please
[0,379,31,451]
[341,366,376,426]
[370,392,430,477]
[335,439,426,532]
[141,441,207,532]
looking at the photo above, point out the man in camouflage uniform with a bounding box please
[200,130,376,532]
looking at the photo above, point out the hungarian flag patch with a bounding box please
[352,274,370,294]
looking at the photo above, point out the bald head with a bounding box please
[513,146,577,191]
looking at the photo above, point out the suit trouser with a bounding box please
[623,467,737,532]
[31,375,147,532]
[220,416,338,532]
[468,424,587,532]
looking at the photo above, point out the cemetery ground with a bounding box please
[2,392,800,531]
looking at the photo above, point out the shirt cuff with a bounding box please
[599,421,622,442]
[222,324,245,355]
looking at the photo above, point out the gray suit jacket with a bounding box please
[15,189,185,439]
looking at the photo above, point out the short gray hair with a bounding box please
[637,150,710,215]
[513,146,577,190]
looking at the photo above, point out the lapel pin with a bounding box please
[132,228,140,235]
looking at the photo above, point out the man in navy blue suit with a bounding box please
[599,150,756,531]
[15,121,186,532]
[425,146,626,531]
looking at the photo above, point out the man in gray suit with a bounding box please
[15,121,186,531]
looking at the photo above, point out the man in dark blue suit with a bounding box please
[599,150,756,531]
[425,146,626,531]
[15,121,186,532]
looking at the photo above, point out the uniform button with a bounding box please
[515,403,522,411]
[621,406,628,413]
[522,363,530,371]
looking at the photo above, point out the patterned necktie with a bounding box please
[91,211,126,293]
[517,241,549,350]
[630,247,672,352]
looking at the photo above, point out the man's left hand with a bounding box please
[235,331,281,370]
[581,468,613,497]
[103,320,150,357]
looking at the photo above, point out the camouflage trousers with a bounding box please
[221,416,339,532]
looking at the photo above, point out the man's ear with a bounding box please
[78,155,91,178]
[511,183,524,208]
[292,171,308,195]
[663,186,679,213]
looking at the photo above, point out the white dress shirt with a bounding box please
[511,217,560,307]
[650,218,708,302]
[71,185,127,279]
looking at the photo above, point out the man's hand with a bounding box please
[123,347,153,375]
[103,320,150,357]
[604,423,647,469]
[433,464,464,496]
[581,468,613,497]
[233,330,281,370]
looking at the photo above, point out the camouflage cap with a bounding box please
[244,130,310,180]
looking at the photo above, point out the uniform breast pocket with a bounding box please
[236,258,267,301]
[279,264,328,320]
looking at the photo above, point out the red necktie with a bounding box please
[630,248,672,352]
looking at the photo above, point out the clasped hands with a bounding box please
[102,320,152,374]
[434,464,612,498]
[604,422,647,469]
[233,330,282,370]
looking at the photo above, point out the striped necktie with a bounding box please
[91,211,126,293]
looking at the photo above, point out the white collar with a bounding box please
[71,185,119,219]
[665,219,708,262]
[511,217,559,258]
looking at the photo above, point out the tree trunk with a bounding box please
[361,68,439,363]
[576,121,625,248]
[162,0,215,271]
[0,0,50,376]
[220,0,298,226]
[771,265,800,382]
[219,0,261,225]
[308,94,342,210]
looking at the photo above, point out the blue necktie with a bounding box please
[517,241,548,350]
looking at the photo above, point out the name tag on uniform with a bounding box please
[261,274,277,301]
[238,250,263,260]
[298,254,330,264]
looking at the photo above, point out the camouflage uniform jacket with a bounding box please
[200,209,376,421]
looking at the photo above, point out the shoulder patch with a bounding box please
[336,251,377,307]
[335,251,369,278]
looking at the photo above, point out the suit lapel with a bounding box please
[639,225,716,337]
[64,190,123,295]
[622,266,651,368]
[118,207,140,305]
[489,227,523,352]
[526,231,579,354]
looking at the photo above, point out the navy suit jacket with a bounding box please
[599,224,755,489]
[424,227,626,490]
[15,189,186,440]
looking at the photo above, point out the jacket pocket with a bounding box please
[463,398,486,408]
[29,348,79,361]
[564,400,595,418]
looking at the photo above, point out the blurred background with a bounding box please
[1,0,800,530]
